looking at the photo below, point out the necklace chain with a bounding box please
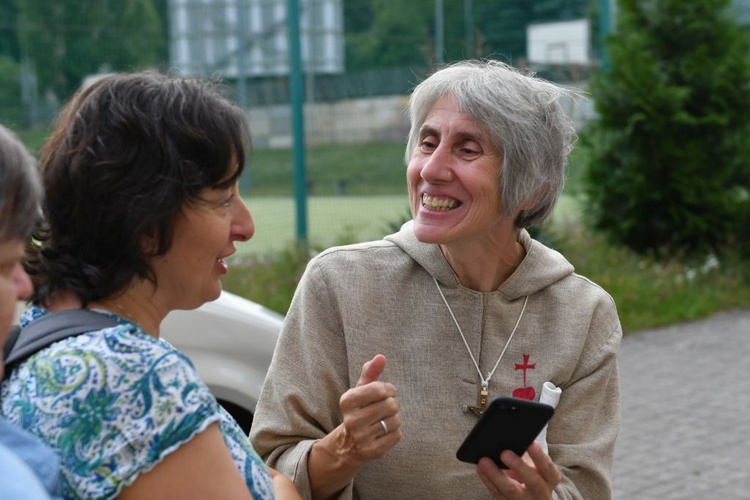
[433,277,528,391]
[109,299,135,321]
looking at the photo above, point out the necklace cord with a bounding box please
[108,300,135,321]
[433,277,529,387]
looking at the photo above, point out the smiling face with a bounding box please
[407,95,517,249]
[148,182,254,311]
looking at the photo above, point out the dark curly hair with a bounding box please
[26,71,250,306]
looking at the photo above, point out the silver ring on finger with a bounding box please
[379,419,389,436]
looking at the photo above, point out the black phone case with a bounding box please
[456,396,555,469]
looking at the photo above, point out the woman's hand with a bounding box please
[307,354,402,499]
[476,442,561,499]
[337,354,402,462]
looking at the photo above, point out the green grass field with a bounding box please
[241,195,411,255]
[240,193,583,256]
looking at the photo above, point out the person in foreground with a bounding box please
[0,125,61,499]
[1,72,299,500]
[251,59,622,499]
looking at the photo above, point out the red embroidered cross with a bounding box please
[512,354,536,400]
[515,354,536,387]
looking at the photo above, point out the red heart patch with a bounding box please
[512,387,536,400]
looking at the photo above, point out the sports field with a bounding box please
[238,195,411,256]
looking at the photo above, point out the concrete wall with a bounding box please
[247,94,412,149]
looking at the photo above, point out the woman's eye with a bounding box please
[459,141,483,156]
[420,139,437,151]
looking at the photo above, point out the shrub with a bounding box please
[222,244,316,315]
[0,56,24,126]
[583,0,750,258]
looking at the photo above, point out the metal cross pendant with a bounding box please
[465,383,489,416]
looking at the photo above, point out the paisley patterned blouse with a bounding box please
[1,306,274,500]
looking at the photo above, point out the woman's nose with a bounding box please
[420,144,454,182]
[232,197,255,242]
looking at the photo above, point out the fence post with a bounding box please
[599,0,611,71]
[288,0,308,247]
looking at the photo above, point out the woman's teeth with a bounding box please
[422,194,459,211]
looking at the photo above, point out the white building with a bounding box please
[168,0,344,78]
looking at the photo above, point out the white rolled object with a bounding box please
[535,381,562,453]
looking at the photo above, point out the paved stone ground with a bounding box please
[612,308,750,500]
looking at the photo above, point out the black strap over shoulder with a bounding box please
[2,325,22,364]
[3,309,119,379]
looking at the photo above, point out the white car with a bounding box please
[13,291,282,434]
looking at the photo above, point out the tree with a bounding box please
[0,0,21,62]
[0,56,23,125]
[342,0,596,71]
[474,0,532,63]
[0,1,23,126]
[16,0,164,102]
[532,0,589,21]
[344,0,484,71]
[344,0,433,70]
[582,0,750,257]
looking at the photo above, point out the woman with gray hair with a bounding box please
[251,60,621,499]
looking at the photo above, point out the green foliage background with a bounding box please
[1,0,592,121]
[15,0,164,100]
[583,0,750,258]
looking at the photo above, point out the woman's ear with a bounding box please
[140,230,159,256]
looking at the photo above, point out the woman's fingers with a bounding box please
[476,443,561,499]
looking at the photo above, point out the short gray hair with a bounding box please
[405,59,579,228]
[0,125,42,241]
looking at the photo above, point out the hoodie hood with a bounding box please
[384,220,575,301]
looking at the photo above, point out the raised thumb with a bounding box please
[356,354,386,387]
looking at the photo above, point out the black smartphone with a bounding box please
[456,396,555,469]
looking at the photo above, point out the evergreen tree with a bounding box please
[16,0,164,101]
[583,0,750,257]
[0,0,21,61]
[474,0,532,63]
[345,0,431,70]
[344,0,469,71]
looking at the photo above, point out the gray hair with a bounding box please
[0,125,42,241]
[405,59,579,228]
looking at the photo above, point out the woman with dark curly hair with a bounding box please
[2,72,299,500]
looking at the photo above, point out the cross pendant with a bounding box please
[465,386,489,416]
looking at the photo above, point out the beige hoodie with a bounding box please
[251,222,622,499]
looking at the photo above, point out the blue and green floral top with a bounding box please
[0,306,274,500]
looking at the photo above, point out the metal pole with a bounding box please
[435,0,444,64]
[599,0,611,71]
[236,0,247,108]
[287,0,308,246]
